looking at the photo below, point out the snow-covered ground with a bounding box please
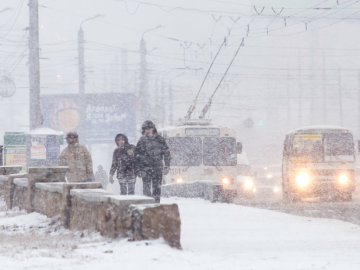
[1,197,360,270]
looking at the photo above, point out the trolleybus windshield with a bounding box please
[167,137,202,166]
[203,137,237,166]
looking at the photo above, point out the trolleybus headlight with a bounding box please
[176,177,184,184]
[221,177,230,185]
[273,187,280,193]
[295,172,310,188]
[338,174,348,185]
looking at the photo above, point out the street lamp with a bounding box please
[78,14,104,95]
[138,25,163,124]
[77,14,104,144]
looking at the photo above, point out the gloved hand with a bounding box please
[163,166,170,176]
[109,175,114,184]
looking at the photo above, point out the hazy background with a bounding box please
[1,0,360,167]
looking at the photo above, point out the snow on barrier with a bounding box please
[0,167,181,248]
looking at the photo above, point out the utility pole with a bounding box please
[29,0,42,129]
[286,67,291,127]
[121,49,128,92]
[298,51,303,126]
[310,29,318,125]
[160,79,165,127]
[337,67,343,126]
[139,37,149,123]
[111,53,119,92]
[358,71,360,136]
[322,51,327,123]
[78,26,86,142]
[168,83,173,126]
[77,15,103,143]
[138,25,163,124]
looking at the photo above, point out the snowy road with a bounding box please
[235,187,360,226]
[1,197,360,269]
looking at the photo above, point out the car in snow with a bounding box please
[252,164,282,199]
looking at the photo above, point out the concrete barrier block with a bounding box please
[0,176,7,198]
[69,190,110,232]
[129,203,181,248]
[34,182,64,217]
[12,178,29,210]
[61,182,104,228]
[28,167,68,182]
[5,174,28,209]
[0,166,22,175]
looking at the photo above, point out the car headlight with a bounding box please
[296,172,310,188]
[338,174,348,185]
[176,177,184,184]
[244,178,254,190]
[221,177,230,185]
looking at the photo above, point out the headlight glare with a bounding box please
[338,174,348,185]
[244,178,254,190]
[296,172,310,188]
[176,177,184,184]
[222,177,230,185]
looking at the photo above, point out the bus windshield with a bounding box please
[203,137,237,166]
[292,134,323,162]
[291,133,354,162]
[167,137,202,166]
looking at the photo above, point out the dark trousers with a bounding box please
[142,168,163,203]
[119,182,135,195]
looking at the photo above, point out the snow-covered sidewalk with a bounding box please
[0,197,360,269]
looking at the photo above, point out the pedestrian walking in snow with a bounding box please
[109,133,136,195]
[95,165,108,189]
[59,131,94,182]
[135,120,171,203]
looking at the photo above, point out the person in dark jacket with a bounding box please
[135,120,171,203]
[109,133,136,195]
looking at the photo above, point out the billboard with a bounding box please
[41,93,136,144]
[5,146,26,168]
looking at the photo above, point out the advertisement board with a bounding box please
[41,93,136,144]
[4,132,26,170]
[85,93,136,143]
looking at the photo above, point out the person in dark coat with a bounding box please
[109,133,136,195]
[135,120,171,203]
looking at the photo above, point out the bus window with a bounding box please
[167,137,202,166]
[203,137,237,166]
